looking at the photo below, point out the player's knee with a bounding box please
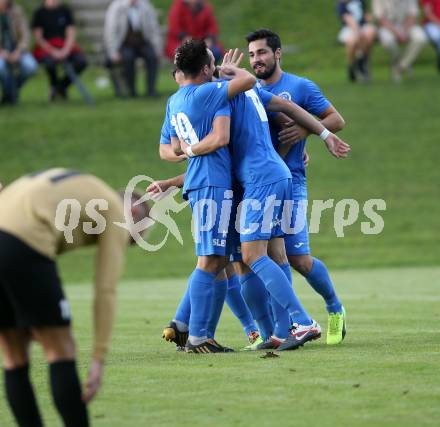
[0,332,30,369]
[197,256,228,274]
[289,255,313,276]
[224,263,236,278]
[33,328,76,363]
[268,247,287,265]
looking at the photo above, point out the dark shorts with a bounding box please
[0,230,71,329]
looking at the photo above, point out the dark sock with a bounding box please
[49,360,89,427]
[4,365,43,427]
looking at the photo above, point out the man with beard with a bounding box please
[246,29,347,347]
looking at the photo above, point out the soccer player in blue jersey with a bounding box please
[246,28,348,345]
[179,53,350,350]
[156,91,261,350]
[165,40,256,353]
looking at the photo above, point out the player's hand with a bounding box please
[219,49,244,79]
[82,359,104,403]
[222,48,244,67]
[303,151,310,167]
[278,121,310,145]
[147,179,173,196]
[324,134,351,158]
[219,63,242,79]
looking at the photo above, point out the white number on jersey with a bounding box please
[245,90,268,122]
[171,112,200,146]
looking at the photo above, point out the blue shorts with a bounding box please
[238,178,293,243]
[283,198,311,256]
[187,186,235,257]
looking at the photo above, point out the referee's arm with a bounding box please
[92,213,129,361]
[82,192,130,402]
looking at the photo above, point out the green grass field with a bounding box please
[1,0,440,425]
[1,267,439,427]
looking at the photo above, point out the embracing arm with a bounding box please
[225,67,256,99]
[277,105,345,144]
[159,144,187,162]
[147,174,185,197]
[267,95,327,136]
[179,115,230,157]
[268,97,350,158]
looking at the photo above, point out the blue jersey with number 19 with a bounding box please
[229,85,291,188]
[169,81,232,197]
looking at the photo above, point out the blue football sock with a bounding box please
[270,263,293,339]
[250,256,312,326]
[240,272,274,340]
[174,274,192,327]
[225,274,257,336]
[305,258,342,313]
[206,279,228,339]
[270,296,290,339]
[188,269,216,338]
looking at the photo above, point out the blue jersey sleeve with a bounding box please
[214,103,231,119]
[160,100,171,144]
[256,87,274,108]
[300,79,331,117]
[198,81,231,117]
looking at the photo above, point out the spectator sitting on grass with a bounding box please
[372,0,427,82]
[32,0,87,101]
[104,0,162,98]
[0,0,37,105]
[337,0,376,82]
[165,0,223,63]
[421,0,440,71]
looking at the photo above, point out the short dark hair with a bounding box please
[175,39,211,78]
[246,29,282,53]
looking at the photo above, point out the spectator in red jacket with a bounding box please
[421,0,440,70]
[165,0,223,62]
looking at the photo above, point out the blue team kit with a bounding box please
[162,73,330,254]
[262,72,331,255]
